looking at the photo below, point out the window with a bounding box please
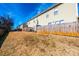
[54,9,58,15]
[48,22,52,25]
[55,21,59,24]
[36,18,39,24]
[28,22,30,24]
[59,20,64,24]
[46,14,49,18]
[55,20,64,24]
[48,22,55,25]
[33,20,35,23]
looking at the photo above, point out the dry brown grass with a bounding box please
[0,32,79,56]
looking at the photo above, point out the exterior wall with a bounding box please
[27,3,78,27]
[53,3,78,23]
[19,25,23,29]
[37,3,78,26]
[27,18,37,31]
[37,13,48,26]
[27,20,34,27]
[37,7,55,26]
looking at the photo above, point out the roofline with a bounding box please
[27,3,62,23]
[17,21,28,28]
[17,3,63,27]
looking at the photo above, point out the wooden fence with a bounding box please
[37,21,79,36]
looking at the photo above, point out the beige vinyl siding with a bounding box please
[27,3,78,28]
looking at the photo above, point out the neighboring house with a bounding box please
[26,18,38,31]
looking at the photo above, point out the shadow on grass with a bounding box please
[0,32,9,48]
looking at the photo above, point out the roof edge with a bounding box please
[27,3,62,23]
[17,3,63,28]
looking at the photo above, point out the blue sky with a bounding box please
[0,3,79,29]
[0,3,55,29]
[78,3,79,16]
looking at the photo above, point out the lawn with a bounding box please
[0,32,79,56]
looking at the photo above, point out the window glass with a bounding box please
[33,20,35,23]
[59,20,64,24]
[46,14,49,18]
[48,22,52,25]
[54,9,58,15]
[37,20,39,24]
[55,21,59,24]
[48,22,55,25]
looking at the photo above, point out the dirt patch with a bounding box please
[0,32,79,56]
